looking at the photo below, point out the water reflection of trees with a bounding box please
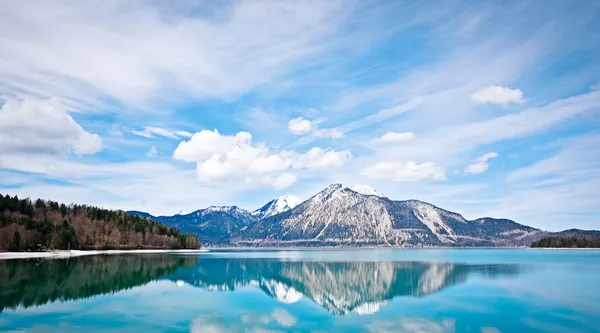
[0,255,198,312]
[169,259,523,315]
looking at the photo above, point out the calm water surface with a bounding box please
[1,249,600,332]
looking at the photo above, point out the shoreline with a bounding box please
[0,249,209,260]
[2,247,598,260]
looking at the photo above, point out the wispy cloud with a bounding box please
[131,126,191,140]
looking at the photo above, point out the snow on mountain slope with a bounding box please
[349,184,386,197]
[252,195,302,219]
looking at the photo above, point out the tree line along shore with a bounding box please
[0,194,200,251]
[530,236,600,248]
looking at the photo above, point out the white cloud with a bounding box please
[362,161,446,181]
[464,152,498,174]
[371,132,415,144]
[146,146,157,157]
[470,85,524,105]
[131,126,189,140]
[473,152,499,163]
[173,129,351,185]
[464,163,488,175]
[173,130,252,163]
[294,147,352,170]
[290,117,346,142]
[272,173,297,190]
[0,98,102,155]
[288,117,321,135]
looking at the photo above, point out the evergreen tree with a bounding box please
[11,231,20,251]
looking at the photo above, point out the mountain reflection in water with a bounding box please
[167,258,523,315]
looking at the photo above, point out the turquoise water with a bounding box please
[1,249,600,332]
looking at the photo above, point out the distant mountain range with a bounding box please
[128,184,600,247]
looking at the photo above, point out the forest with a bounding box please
[530,236,600,248]
[0,194,200,251]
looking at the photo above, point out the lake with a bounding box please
[1,249,600,332]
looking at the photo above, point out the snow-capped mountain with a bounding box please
[241,184,540,247]
[348,184,386,197]
[252,195,302,219]
[129,183,595,247]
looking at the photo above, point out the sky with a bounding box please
[0,0,599,231]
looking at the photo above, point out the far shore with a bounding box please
[3,246,598,260]
[0,249,209,260]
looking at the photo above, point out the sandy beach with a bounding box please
[0,249,209,260]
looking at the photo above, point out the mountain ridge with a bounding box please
[127,184,599,247]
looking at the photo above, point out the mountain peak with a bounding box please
[348,184,386,197]
[310,184,385,203]
[252,195,302,219]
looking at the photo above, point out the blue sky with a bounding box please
[0,0,599,231]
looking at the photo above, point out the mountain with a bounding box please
[252,195,302,219]
[240,184,540,247]
[129,206,256,245]
[128,184,600,247]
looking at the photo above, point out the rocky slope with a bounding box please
[240,184,540,247]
